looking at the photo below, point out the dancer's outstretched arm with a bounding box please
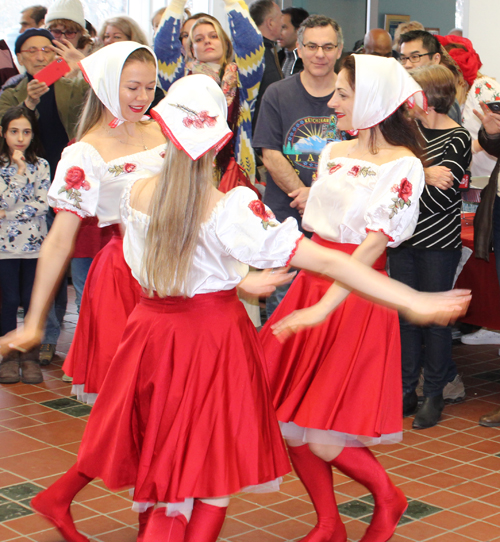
[274,237,470,340]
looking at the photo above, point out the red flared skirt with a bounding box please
[77,289,290,503]
[260,235,403,446]
[63,233,142,403]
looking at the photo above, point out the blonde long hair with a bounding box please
[188,17,233,73]
[142,142,216,297]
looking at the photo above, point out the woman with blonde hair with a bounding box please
[69,74,467,541]
[99,15,149,46]
[154,0,263,187]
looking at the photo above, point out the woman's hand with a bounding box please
[0,323,44,358]
[401,289,471,327]
[11,150,27,176]
[424,166,453,190]
[271,302,331,343]
[238,268,296,298]
[474,102,500,136]
[50,39,85,73]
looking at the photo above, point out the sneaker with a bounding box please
[39,344,56,366]
[61,373,73,383]
[461,329,500,345]
[443,374,465,403]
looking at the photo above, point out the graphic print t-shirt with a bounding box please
[253,74,346,227]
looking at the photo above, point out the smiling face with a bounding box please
[103,25,128,46]
[328,69,355,131]
[118,60,157,122]
[191,23,224,64]
[3,117,33,156]
[298,25,342,79]
[16,36,55,76]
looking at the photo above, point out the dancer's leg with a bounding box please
[184,497,229,542]
[31,463,93,542]
[137,507,154,542]
[330,447,407,542]
[288,442,347,542]
[143,507,188,542]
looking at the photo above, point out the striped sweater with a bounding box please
[154,0,264,182]
[406,123,472,250]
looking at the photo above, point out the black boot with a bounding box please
[403,390,418,417]
[412,395,444,429]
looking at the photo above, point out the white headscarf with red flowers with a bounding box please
[150,74,233,161]
[78,41,158,128]
[351,54,427,131]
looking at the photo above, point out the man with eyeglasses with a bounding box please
[253,15,347,317]
[399,30,441,69]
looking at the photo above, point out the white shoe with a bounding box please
[461,329,500,345]
[62,373,73,383]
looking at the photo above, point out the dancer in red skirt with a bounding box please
[261,54,435,542]
[15,71,468,541]
[72,75,467,541]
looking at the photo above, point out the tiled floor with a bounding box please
[1,288,500,541]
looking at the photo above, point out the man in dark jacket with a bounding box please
[277,7,309,78]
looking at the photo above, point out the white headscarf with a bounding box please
[351,54,427,131]
[150,74,233,161]
[78,42,158,128]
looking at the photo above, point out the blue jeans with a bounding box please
[71,258,93,313]
[43,211,67,345]
[388,246,461,397]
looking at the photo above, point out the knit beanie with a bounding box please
[45,0,86,29]
[15,28,55,54]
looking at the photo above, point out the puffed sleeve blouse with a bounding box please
[302,142,425,247]
[121,185,303,297]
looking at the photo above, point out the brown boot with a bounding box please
[479,406,500,427]
[0,351,20,384]
[20,348,43,384]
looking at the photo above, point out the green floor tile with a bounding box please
[404,499,441,519]
[338,499,374,519]
[63,404,92,417]
[473,371,500,382]
[41,397,82,410]
[0,502,33,521]
[359,513,413,525]
[0,483,42,501]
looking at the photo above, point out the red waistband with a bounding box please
[311,233,387,271]
[139,288,238,312]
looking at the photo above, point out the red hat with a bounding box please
[436,35,482,86]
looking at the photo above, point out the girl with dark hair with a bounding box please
[0,106,49,384]
[260,54,428,542]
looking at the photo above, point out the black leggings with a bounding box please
[0,259,38,335]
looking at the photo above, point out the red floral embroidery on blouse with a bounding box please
[160,151,166,158]
[64,167,90,191]
[329,164,342,175]
[389,178,413,218]
[391,178,413,202]
[248,200,277,230]
[124,163,136,173]
[347,165,361,176]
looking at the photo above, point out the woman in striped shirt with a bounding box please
[389,64,472,429]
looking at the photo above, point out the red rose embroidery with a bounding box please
[249,200,277,230]
[475,87,481,95]
[486,83,492,90]
[124,163,136,173]
[397,178,412,202]
[65,167,89,191]
[389,178,413,218]
[348,165,361,177]
[160,151,165,158]
[329,164,342,175]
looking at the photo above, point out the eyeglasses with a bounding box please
[302,42,338,54]
[400,52,436,64]
[50,29,78,39]
[20,47,53,56]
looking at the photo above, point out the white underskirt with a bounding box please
[280,421,402,447]
[72,384,97,405]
